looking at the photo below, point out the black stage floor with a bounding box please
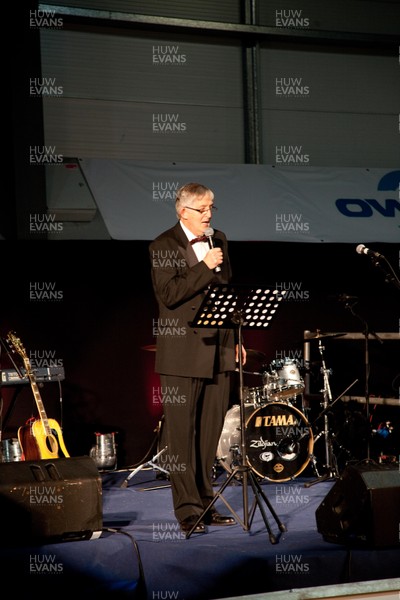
[0,458,399,599]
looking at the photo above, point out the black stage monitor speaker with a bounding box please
[0,456,103,545]
[315,462,400,548]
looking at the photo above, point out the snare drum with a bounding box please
[263,371,281,397]
[245,386,267,407]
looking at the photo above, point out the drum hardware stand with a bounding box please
[186,284,287,542]
[304,376,358,488]
[120,418,170,488]
[342,298,384,464]
[120,445,170,488]
[307,337,338,485]
[215,443,241,481]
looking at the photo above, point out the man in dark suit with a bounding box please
[149,182,245,534]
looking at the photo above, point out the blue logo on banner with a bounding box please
[335,170,400,218]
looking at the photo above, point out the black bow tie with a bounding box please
[190,235,208,245]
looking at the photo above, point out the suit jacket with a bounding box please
[149,221,236,378]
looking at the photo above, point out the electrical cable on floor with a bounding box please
[102,527,147,598]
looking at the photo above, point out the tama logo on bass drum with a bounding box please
[254,414,298,427]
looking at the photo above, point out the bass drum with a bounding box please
[217,403,254,474]
[217,402,313,482]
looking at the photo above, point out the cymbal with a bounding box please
[141,344,157,352]
[142,346,269,359]
[242,348,268,374]
[304,331,347,341]
[246,349,267,361]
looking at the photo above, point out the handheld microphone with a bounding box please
[204,227,221,272]
[338,294,358,303]
[356,244,383,259]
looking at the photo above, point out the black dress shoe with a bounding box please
[204,510,236,526]
[179,515,206,534]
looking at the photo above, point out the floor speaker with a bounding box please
[315,462,400,548]
[0,456,103,544]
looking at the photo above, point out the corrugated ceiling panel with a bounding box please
[40,28,245,161]
[261,111,399,168]
[40,30,243,105]
[260,48,400,114]
[40,0,243,22]
[259,0,400,35]
[42,99,245,161]
[259,46,399,167]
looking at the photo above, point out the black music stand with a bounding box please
[186,284,287,542]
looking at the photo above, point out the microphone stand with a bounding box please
[342,301,383,463]
[366,252,400,293]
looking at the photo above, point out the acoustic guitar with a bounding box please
[6,331,70,460]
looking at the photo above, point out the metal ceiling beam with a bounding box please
[242,0,262,164]
[39,4,398,48]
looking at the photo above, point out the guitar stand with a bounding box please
[186,284,288,541]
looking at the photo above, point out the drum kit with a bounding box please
[217,329,359,485]
[217,356,315,483]
[144,334,358,486]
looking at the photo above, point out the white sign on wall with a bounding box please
[79,160,400,243]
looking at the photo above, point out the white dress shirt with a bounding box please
[180,221,209,262]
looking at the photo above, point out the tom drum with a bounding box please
[267,358,305,401]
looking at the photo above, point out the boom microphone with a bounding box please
[204,227,221,272]
[356,244,383,259]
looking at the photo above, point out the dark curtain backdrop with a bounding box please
[1,240,399,467]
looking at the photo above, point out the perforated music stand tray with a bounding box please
[187,283,287,542]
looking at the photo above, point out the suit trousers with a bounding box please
[160,372,231,522]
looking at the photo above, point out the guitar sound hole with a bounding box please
[46,430,59,452]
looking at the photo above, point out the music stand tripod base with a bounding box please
[186,284,288,542]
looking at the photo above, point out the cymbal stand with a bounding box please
[304,339,339,487]
[342,299,383,463]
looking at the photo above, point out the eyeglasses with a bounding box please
[184,205,218,214]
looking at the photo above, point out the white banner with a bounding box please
[80,160,400,243]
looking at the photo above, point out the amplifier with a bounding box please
[0,456,103,544]
[316,463,400,548]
